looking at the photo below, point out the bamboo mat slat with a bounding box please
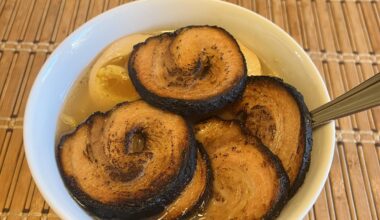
[0,0,379,219]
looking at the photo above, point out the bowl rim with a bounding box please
[23,0,335,219]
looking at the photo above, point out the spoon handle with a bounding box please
[311,72,380,128]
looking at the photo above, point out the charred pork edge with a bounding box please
[249,136,290,220]
[179,142,213,219]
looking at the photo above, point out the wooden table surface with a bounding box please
[0,0,379,219]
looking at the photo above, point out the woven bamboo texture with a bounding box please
[0,0,379,219]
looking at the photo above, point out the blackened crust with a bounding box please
[247,136,290,220]
[180,142,213,219]
[247,76,313,197]
[128,25,247,116]
[56,101,197,219]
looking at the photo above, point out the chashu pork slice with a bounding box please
[128,25,247,116]
[195,118,289,220]
[221,76,313,196]
[57,100,196,219]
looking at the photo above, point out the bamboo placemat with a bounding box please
[0,0,379,219]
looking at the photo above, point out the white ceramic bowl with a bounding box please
[24,0,335,219]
